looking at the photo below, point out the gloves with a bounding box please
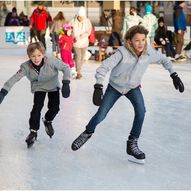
[93,84,103,106]
[0,88,8,104]
[62,80,70,98]
[170,72,184,93]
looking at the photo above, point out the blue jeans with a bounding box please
[86,84,146,138]
[51,32,60,53]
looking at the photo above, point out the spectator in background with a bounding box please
[19,11,29,26]
[49,11,67,58]
[142,4,158,44]
[173,1,187,60]
[121,7,143,39]
[4,7,20,26]
[154,17,176,61]
[30,2,52,49]
[69,6,92,79]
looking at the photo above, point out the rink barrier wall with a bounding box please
[0,26,190,49]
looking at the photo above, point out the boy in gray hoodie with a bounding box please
[71,25,184,164]
[0,42,71,148]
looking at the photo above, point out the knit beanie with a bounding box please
[77,6,86,17]
[145,4,152,14]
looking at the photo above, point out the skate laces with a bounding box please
[129,139,143,155]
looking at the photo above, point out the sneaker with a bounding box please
[71,130,93,151]
[25,129,37,148]
[42,118,54,138]
[71,68,77,79]
[167,56,176,61]
[175,55,186,62]
[127,137,145,164]
[76,73,82,80]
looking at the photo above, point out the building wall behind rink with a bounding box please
[48,7,101,25]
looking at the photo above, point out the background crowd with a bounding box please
[3,1,191,78]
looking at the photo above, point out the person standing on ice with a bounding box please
[71,25,184,164]
[142,4,158,44]
[0,42,71,148]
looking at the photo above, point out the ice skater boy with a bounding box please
[71,25,184,164]
[0,42,71,148]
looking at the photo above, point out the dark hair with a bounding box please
[176,1,185,5]
[129,7,136,16]
[12,7,17,13]
[125,25,148,40]
[158,17,164,24]
[53,11,65,21]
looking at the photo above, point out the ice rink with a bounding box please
[0,47,191,190]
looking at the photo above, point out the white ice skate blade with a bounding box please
[128,155,145,165]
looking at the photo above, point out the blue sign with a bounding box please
[5,31,27,44]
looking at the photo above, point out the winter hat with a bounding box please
[12,7,17,13]
[77,6,86,17]
[158,17,164,24]
[145,4,152,14]
[63,24,73,31]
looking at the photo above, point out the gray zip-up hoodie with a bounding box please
[95,45,175,94]
[3,56,71,93]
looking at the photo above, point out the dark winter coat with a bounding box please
[154,26,173,45]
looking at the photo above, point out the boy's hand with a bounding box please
[170,72,184,93]
[93,84,103,106]
[62,80,70,98]
[0,88,8,104]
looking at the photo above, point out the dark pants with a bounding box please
[184,41,191,51]
[29,91,60,131]
[164,42,176,57]
[36,30,46,49]
[175,31,184,54]
[86,84,146,139]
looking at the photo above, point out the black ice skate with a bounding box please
[71,130,93,151]
[127,137,145,164]
[42,118,54,138]
[25,129,37,148]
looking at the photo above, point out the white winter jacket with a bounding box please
[69,16,92,48]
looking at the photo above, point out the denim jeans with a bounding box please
[51,32,60,53]
[86,84,146,138]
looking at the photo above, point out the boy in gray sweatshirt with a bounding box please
[71,25,184,164]
[0,42,71,148]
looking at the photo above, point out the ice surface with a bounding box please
[0,47,191,190]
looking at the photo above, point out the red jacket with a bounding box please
[58,34,76,51]
[30,8,51,30]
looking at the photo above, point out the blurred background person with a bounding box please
[30,2,52,49]
[49,11,67,58]
[69,6,92,79]
[121,7,143,39]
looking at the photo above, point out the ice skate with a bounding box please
[25,129,37,148]
[71,130,93,151]
[126,137,145,164]
[42,118,54,138]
